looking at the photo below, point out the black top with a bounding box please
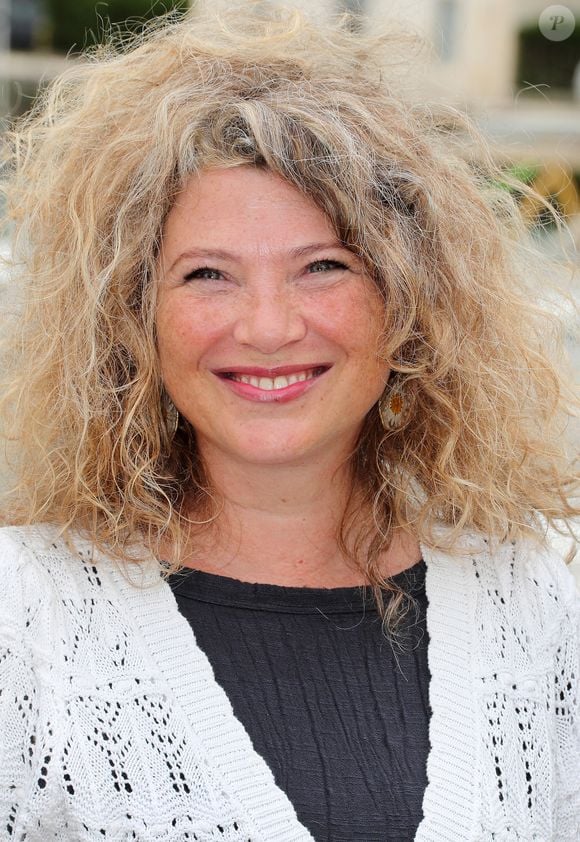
[167,560,431,842]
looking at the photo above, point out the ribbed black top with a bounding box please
[167,560,430,842]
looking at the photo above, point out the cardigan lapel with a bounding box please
[109,558,315,842]
[414,543,479,842]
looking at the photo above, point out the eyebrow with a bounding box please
[167,240,350,273]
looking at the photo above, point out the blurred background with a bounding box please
[3,1,580,215]
[1,0,579,564]
[2,0,580,232]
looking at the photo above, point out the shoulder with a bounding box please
[0,523,120,629]
[425,524,578,594]
[519,530,579,612]
[0,521,101,573]
[481,531,579,622]
[423,527,579,639]
[424,527,579,724]
[0,524,67,619]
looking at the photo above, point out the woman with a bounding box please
[0,6,578,841]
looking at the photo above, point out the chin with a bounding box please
[234,444,314,465]
[224,430,320,464]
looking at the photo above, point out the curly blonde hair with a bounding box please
[1,3,578,630]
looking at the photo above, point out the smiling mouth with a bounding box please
[218,366,329,391]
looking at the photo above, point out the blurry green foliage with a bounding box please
[44,0,190,53]
[506,163,539,186]
[492,163,540,194]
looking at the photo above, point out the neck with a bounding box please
[175,444,421,587]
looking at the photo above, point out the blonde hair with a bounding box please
[1,4,578,631]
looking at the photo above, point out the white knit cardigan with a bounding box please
[0,523,578,841]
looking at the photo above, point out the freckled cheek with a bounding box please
[311,292,383,353]
[156,300,231,368]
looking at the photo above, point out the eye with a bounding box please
[183,266,224,281]
[307,259,348,273]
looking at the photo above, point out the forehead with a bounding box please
[162,166,338,259]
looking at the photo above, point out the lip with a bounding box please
[212,363,332,377]
[213,366,331,404]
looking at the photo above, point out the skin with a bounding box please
[156,166,421,586]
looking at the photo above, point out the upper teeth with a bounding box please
[230,369,319,390]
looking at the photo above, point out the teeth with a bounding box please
[230,369,319,389]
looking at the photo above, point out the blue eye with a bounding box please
[184,267,223,281]
[308,259,348,273]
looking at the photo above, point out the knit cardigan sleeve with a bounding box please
[511,538,579,838]
[0,527,263,841]
[0,530,66,835]
[416,532,580,842]
[538,541,580,836]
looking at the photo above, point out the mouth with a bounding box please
[215,365,330,391]
[213,364,332,403]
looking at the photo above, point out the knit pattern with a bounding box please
[0,528,262,841]
[473,539,579,839]
[0,525,578,841]
[418,534,579,842]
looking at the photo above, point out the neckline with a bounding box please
[165,558,427,615]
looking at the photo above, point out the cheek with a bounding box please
[156,297,228,370]
[311,287,384,357]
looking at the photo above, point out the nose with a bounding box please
[232,281,307,353]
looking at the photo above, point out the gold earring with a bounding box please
[378,376,409,430]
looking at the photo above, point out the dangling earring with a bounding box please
[164,397,179,440]
[378,375,409,430]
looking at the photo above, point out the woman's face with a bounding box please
[156,166,390,468]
